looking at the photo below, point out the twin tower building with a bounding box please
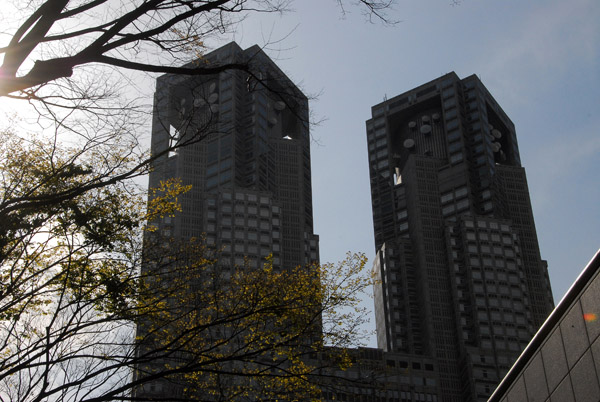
[148,42,554,401]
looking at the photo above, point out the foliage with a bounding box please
[0,126,188,401]
[0,1,394,400]
[135,246,371,401]
[0,127,374,401]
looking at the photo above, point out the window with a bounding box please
[456,199,469,210]
[206,164,218,176]
[373,116,385,127]
[442,88,454,98]
[206,176,218,188]
[442,205,455,216]
[448,142,462,153]
[376,138,387,148]
[447,130,461,142]
[445,109,458,119]
[219,170,231,183]
[447,120,459,130]
[441,192,454,203]
[455,187,468,198]
[444,98,456,108]
[450,153,463,163]
[374,127,386,138]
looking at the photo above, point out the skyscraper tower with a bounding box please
[366,73,554,402]
[149,42,318,271]
[136,43,319,399]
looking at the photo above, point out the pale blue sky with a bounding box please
[224,0,600,344]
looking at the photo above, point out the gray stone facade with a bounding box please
[489,250,600,402]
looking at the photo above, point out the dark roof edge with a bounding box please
[488,248,600,401]
[368,71,459,112]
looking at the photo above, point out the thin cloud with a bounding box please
[528,119,600,211]
[479,0,599,105]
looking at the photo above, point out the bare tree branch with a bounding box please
[0,1,396,400]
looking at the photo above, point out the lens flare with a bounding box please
[583,313,597,322]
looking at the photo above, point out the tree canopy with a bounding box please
[0,126,374,401]
[0,1,396,400]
